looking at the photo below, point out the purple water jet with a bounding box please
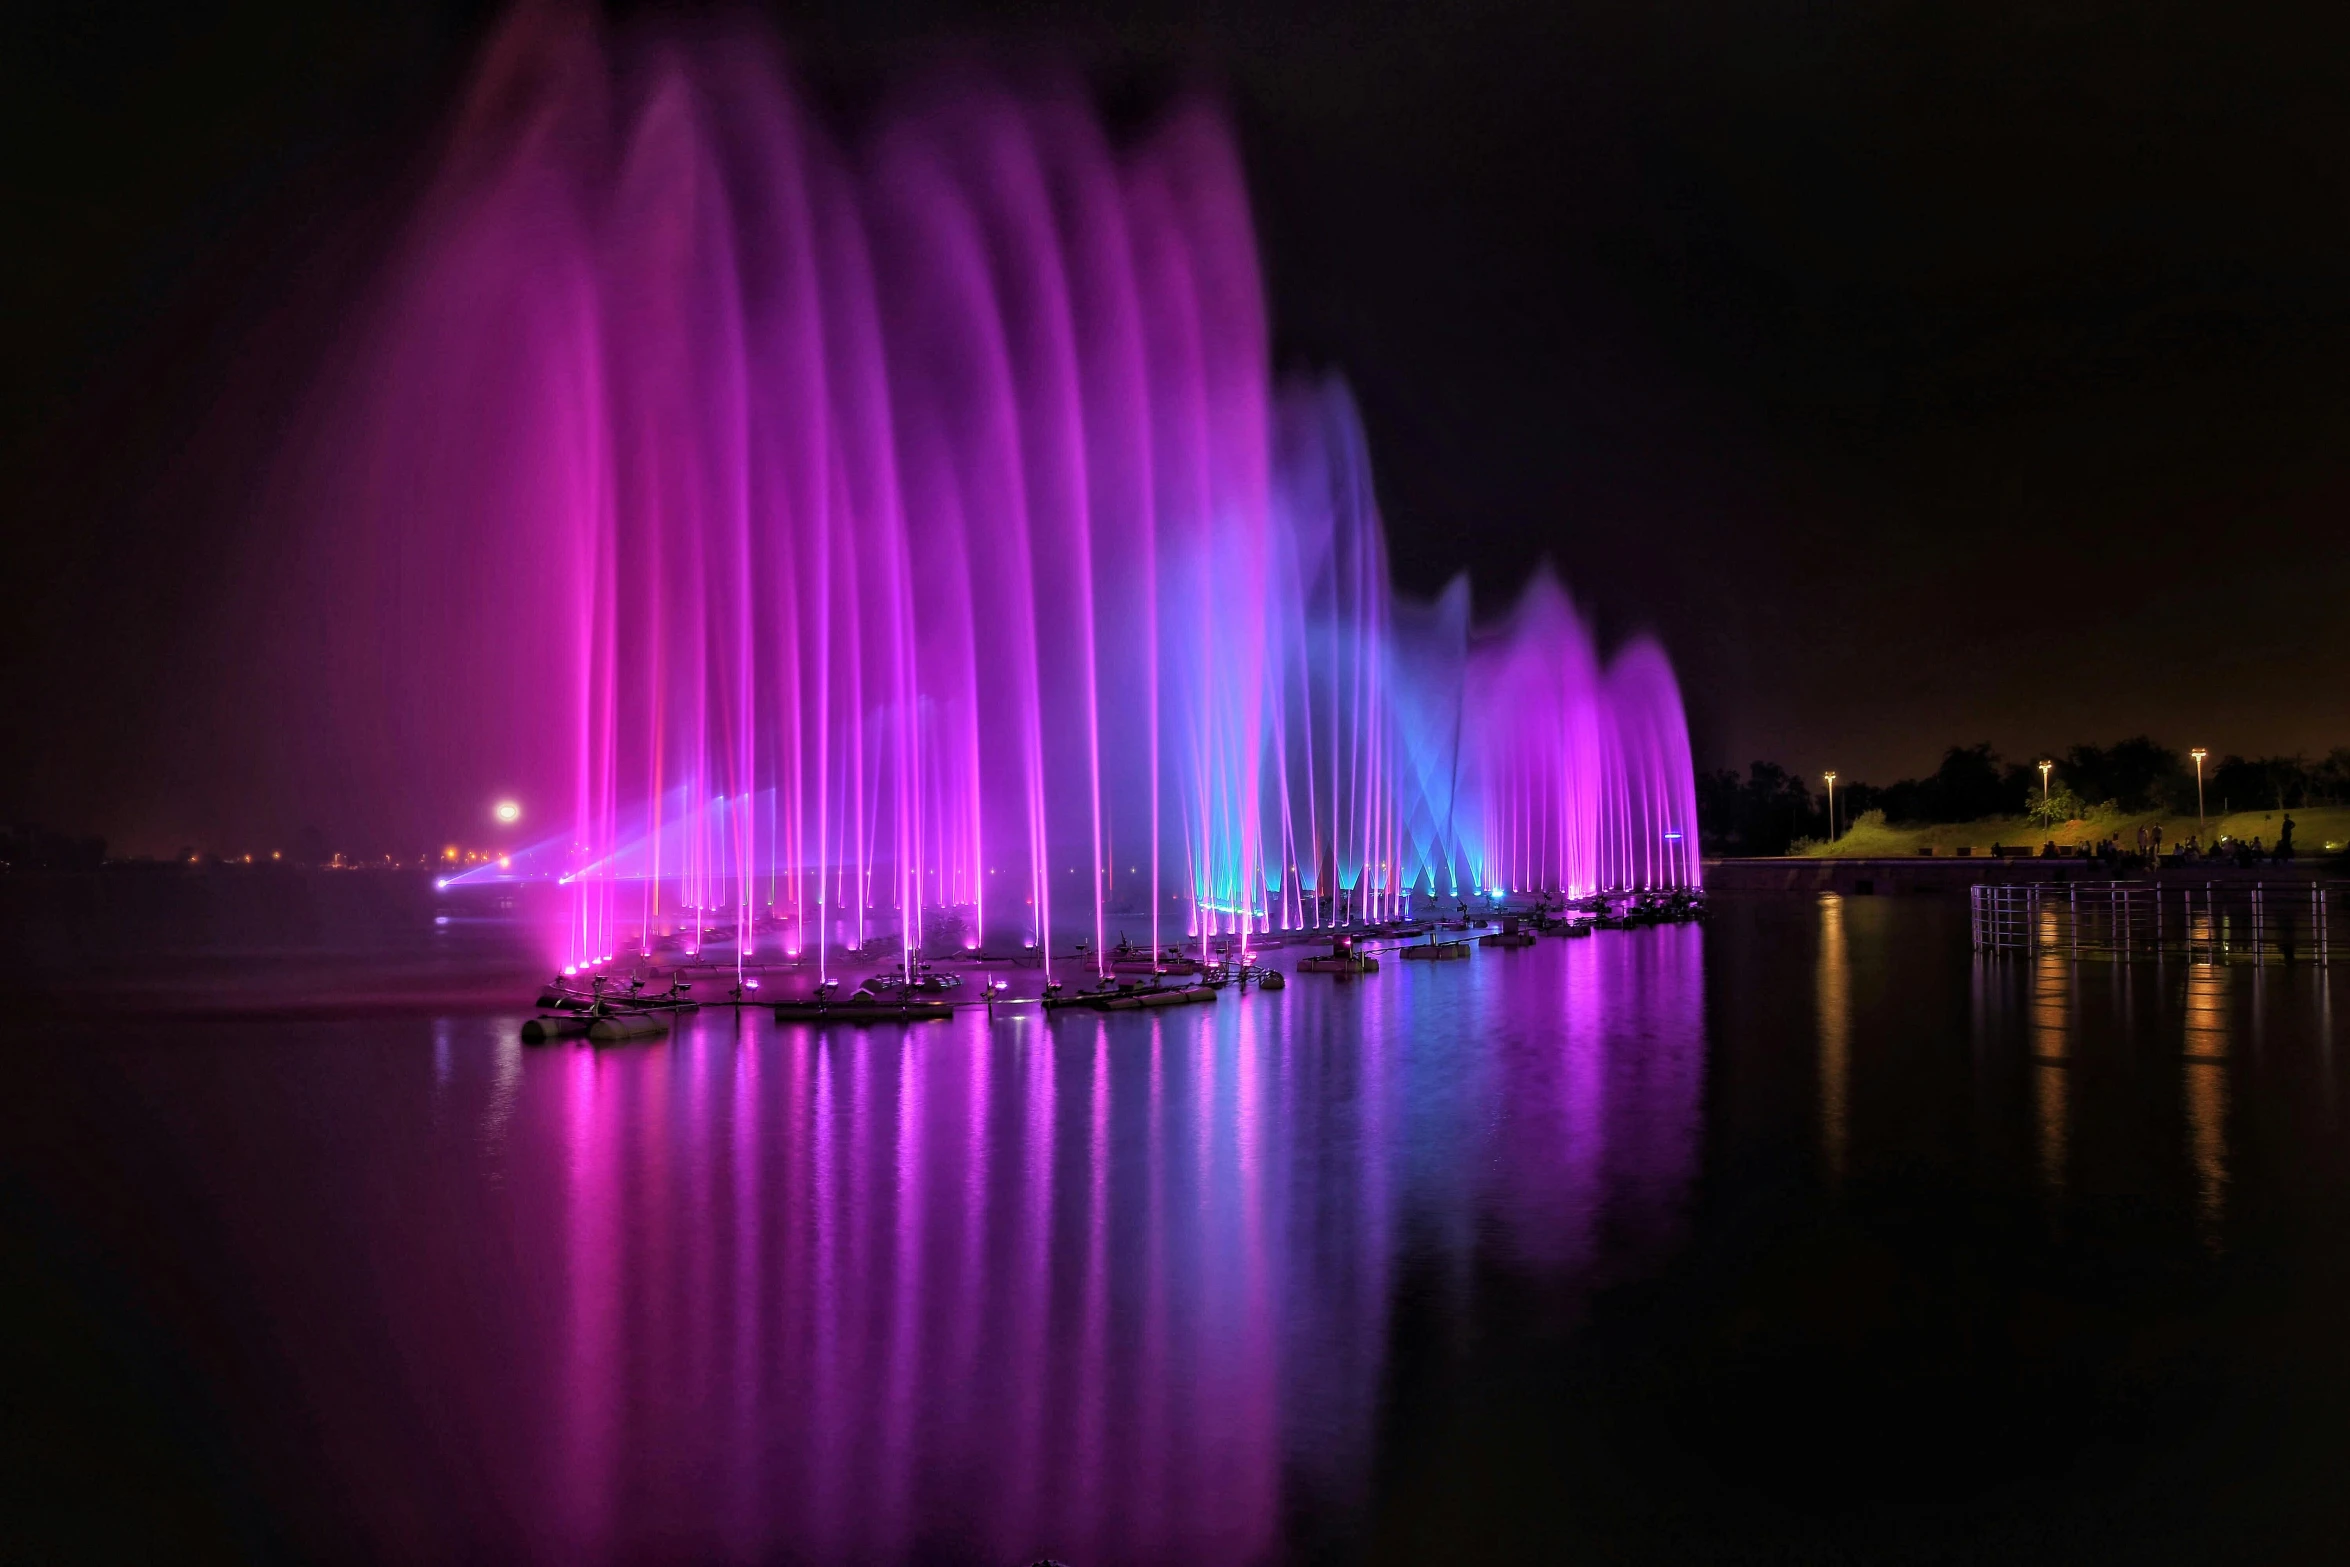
[265,8,1699,972]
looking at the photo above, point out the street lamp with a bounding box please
[2190,749,2208,838]
[2038,759,2053,819]
[1824,771,1837,841]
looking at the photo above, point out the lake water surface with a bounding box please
[9,895,2350,1562]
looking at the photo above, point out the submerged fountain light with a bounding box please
[278,7,1700,971]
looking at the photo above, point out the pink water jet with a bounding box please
[265,8,1699,973]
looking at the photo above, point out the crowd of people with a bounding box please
[2034,814,2298,870]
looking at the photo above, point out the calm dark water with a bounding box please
[8,895,2350,1562]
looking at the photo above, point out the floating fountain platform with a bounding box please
[587,1011,670,1043]
[1045,981,1218,1011]
[1299,936,1380,975]
[773,994,954,1024]
[1480,918,1538,949]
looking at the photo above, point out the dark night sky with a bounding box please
[8,0,2348,849]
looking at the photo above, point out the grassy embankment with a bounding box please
[1797,805,2350,859]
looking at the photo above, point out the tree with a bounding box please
[2264,754,2311,810]
[0,826,108,871]
[1917,743,2018,822]
[2059,736,2183,812]
[1695,762,1820,854]
[2025,788,2086,830]
[2210,753,2312,813]
[2313,750,2350,806]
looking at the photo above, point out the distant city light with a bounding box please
[494,799,522,824]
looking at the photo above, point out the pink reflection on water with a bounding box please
[1139,1020,1172,1545]
[808,1042,843,1555]
[876,1035,922,1557]
[505,944,1704,1560]
[557,1053,619,1551]
[1074,1025,1111,1556]
[726,1028,762,1557]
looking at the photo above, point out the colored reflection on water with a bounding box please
[250,934,1703,1562]
[22,901,2350,1561]
[2031,905,2072,1198]
[1817,893,1850,1183]
[2182,957,2231,1251]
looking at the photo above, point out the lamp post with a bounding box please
[2038,759,2052,821]
[1824,771,1837,841]
[2190,749,2208,838]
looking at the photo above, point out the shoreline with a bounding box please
[1706,855,2342,896]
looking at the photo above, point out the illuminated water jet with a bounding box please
[276,9,1700,975]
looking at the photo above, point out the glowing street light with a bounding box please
[494,799,522,826]
[2190,749,2208,836]
[2038,759,2053,818]
[1823,771,1837,840]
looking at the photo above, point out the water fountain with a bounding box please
[275,8,1699,980]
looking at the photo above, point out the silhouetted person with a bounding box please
[2277,814,2296,862]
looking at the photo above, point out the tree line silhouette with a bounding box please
[1697,739,2350,855]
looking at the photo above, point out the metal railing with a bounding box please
[1970,880,2340,964]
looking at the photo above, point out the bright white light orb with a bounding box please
[494,799,522,825]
